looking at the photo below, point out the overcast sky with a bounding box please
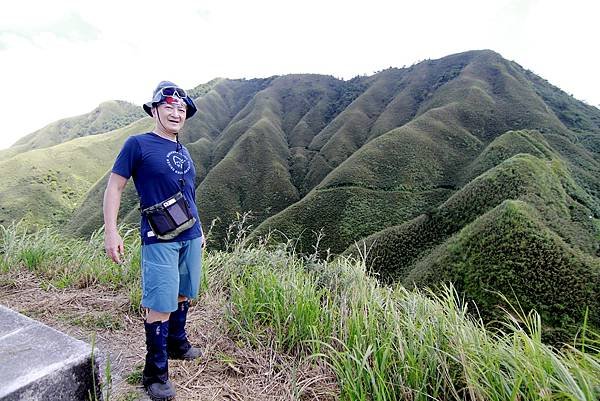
[1,0,598,149]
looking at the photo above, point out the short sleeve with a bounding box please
[112,136,141,179]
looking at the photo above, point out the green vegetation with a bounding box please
[252,186,452,254]
[113,393,139,401]
[0,118,153,228]
[0,222,142,310]
[197,74,352,245]
[2,223,598,400]
[5,50,600,261]
[178,235,600,401]
[408,200,600,340]
[66,169,141,239]
[517,64,600,136]
[463,129,555,181]
[349,151,600,339]
[255,50,594,261]
[12,100,146,153]
[186,78,224,99]
[124,364,144,385]
[2,51,600,358]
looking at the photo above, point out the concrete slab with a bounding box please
[0,305,101,400]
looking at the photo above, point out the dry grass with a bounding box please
[0,270,338,401]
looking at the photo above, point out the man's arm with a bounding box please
[103,173,129,264]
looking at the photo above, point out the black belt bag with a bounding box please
[141,192,196,240]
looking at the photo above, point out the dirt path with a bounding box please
[0,270,337,401]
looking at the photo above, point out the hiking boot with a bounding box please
[143,320,176,400]
[143,379,176,401]
[167,300,202,361]
[170,344,202,361]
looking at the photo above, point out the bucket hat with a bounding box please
[143,81,197,119]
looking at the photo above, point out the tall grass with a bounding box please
[1,221,598,400]
[0,221,142,311]
[205,231,600,401]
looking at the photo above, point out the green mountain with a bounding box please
[345,147,600,337]
[406,198,599,342]
[0,118,153,226]
[1,100,146,160]
[0,80,222,230]
[2,49,600,336]
[251,51,600,255]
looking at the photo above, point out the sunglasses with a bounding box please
[158,86,187,99]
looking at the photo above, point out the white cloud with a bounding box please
[0,0,598,149]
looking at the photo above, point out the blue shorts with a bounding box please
[141,237,203,313]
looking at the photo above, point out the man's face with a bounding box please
[153,97,187,133]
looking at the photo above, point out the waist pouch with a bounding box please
[141,192,196,240]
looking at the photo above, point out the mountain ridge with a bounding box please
[2,49,599,336]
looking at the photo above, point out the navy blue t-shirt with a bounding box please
[112,132,203,245]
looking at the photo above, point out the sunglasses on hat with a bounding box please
[158,86,187,99]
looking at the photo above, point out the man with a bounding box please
[103,81,206,401]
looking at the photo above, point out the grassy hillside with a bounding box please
[197,74,359,244]
[463,129,555,181]
[516,63,600,137]
[6,50,599,255]
[251,95,487,253]
[407,200,600,340]
[346,149,600,338]
[2,51,600,338]
[181,78,273,145]
[11,100,146,152]
[0,118,153,227]
[250,186,453,254]
[352,149,600,275]
[251,50,599,257]
[1,225,598,400]
[66,169,141,238]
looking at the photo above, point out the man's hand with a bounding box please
[103,173,128,264]
[202,235,207,249]
[105,230,125,264]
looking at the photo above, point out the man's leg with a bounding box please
[141,243,180,400]
[142,312,174,401]
[167,237,203,360]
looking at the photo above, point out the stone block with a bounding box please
[0,305,101,400]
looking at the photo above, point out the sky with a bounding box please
[1,0,598,150]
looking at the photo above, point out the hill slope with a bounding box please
[4,100,146,157]
[251,51,600,254]
[0,118,153,226]
[3,50,600,249]
[342,144,600,337]
[407,199,600,340]
[2,50,600,335]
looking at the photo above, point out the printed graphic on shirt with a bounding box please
[166,151,191,174]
